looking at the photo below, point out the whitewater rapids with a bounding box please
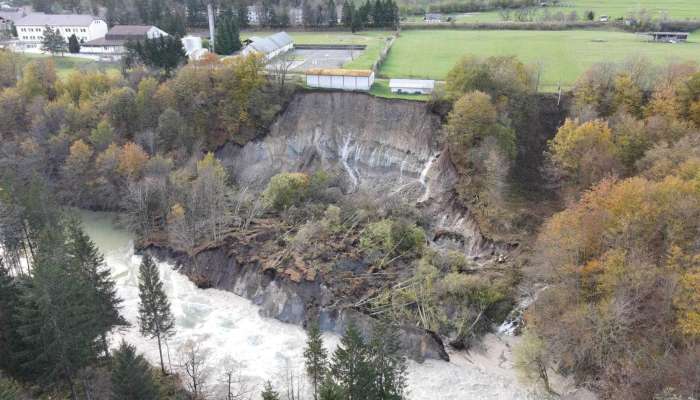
[80,211,536,400]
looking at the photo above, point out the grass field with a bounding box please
[402,0,700,24]
[21,53,120,78]
[381,29,700,91]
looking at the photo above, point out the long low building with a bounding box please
[389,79,435,94]
[306,68,375,91]
[15,12,107,49]
[81,25,168,55]
[241,31,293,60]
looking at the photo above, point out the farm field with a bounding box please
[402,0,700,24]
[242,30,392,69]
[381,29,700,91]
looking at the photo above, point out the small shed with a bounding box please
[306,68,375,91]
[389,79,435,94]
[649,32,689,42]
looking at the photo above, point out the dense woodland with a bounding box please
[0,16,699,398]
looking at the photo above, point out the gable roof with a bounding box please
[247,31,293,54]
[107,25,153,36]
[15,12,99,26]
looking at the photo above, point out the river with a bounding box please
[79,210,536,400]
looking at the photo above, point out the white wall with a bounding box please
[17,19,106,43]
[306,73,374,91]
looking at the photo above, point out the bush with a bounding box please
[360,218,425,259]
[262,172,310,211]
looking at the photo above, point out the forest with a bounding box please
[0,18,699,399]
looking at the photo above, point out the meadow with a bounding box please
[380,29,700,91]
[402,0,700,24]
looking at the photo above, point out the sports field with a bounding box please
[380,29,700,91]
[242,30,392,69]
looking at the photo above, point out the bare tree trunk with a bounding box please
[157,333,166,375]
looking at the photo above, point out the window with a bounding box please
[81,28,86,32]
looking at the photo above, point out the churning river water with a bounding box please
[79,210,536,400]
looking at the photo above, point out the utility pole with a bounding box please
[207,1,216,51]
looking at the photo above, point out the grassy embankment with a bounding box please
[381,29,700,91]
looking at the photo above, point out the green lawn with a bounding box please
[21,53,120,78]
[381,29,700,91]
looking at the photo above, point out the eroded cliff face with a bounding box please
[218,91,508,260]
[149,91,519,362]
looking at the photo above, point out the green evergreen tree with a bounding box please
[341,1,353,27]
[319,377,344,400]
[261,380,280,400]
[16,249,98,399]
[137,254,175,375]
[368,322,407,400]
[110,340,159,400]
[331,323,376,400]
[215,14,242,55]
[68,34,80,53]
[0,265,24,376]
[237,1,250,28]
[304,321,328,400]
[125,36,186,75]
[41,26,67,55]
[65,220,125,358]
[328,0,338,26]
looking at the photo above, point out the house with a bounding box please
[649,32,689,43]
[389,79,435,94]
[306,68,375,91]
[424,13,442,23]
[81,25,168,55]
[599,15,609,22]
[241,31,293,60]
[15,13,107,49]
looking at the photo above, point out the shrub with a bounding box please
[262,172,310,211]
[360,218,425,258]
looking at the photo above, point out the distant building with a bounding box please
[182,35,209,60]
[241,31,293,60]
[81,25,168,55]
[0,7,26,33]
[15,13,107,49]
[599,15,609,22]
[247,5,262,26]
[389,79,435,94]
[649,32,689,43]
[424,13,442,23]
[289,7,303,26]
[306,68,375,91]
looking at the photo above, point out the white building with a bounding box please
[182,35,209,60]
[81,25,168,55]
[241,31,293,60]
[389,79,435,94]
[15,13,107,49]
[306,68,375,91]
